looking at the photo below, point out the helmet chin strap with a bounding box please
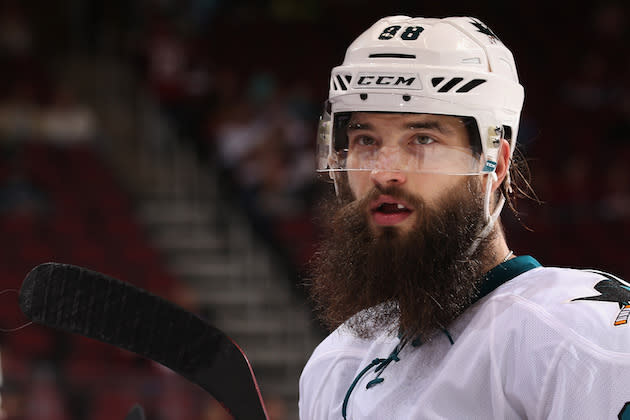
[466,171,505,257]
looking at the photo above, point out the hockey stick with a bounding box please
[18,262,269,420]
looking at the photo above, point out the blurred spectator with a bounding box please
[39,86,98,147]
[143,19,189,124]
[213,101,262,173]
[209,72,318,265]
[0,174,49,217]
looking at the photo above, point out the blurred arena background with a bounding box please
[0,0,628,419]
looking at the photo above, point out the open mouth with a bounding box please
[374,202,411,214]
[370,196,414,226]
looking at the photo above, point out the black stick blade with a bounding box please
[19,262,268,420]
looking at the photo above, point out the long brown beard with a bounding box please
[307,178,495,339]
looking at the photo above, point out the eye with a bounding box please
[411,135,435,145]
[351,135,377,147]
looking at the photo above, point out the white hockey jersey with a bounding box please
[299,256,630,419]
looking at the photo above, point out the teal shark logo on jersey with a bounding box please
[572,271,630,326]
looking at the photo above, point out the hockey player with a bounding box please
[300,16,630,419]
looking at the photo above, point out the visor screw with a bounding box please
[402,94,411,102]
[360,93,368,100]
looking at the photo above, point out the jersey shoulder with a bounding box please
[484,266,630,354]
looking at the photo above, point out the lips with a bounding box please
[369,195,414,226]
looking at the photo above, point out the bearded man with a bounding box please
[299,16,630,420]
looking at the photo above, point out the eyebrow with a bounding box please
[347,120,455,134]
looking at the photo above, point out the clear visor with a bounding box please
[317,108,487,176]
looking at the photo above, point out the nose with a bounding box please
[367,145,408,187]
[370,169,407,187]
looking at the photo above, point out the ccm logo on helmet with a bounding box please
[353,73,421,89]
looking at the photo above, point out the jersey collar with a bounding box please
[475,255,541,302]
[406,256,541,346]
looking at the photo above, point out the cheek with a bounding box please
[405,173,466,203]
[347,171,370,199]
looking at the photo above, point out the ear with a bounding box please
[491,139,510,192]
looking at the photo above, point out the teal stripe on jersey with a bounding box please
[475,256,541,303]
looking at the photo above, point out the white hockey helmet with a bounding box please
[317,16,524,181]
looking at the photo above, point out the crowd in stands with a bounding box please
[505,2,630,276]
[0,0,629,419]
[0,2,215,419]
[134,11,324,268]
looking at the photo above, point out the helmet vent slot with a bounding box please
[368,53,416,59]
[437,77,464,92]
[456,79,487,92]
[333,74,353,91]
[432,77,487,93]
[431,77,444,87]
[335,75,348,91]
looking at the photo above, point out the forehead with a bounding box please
[347,112,470,146]
[349,112,466,131]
